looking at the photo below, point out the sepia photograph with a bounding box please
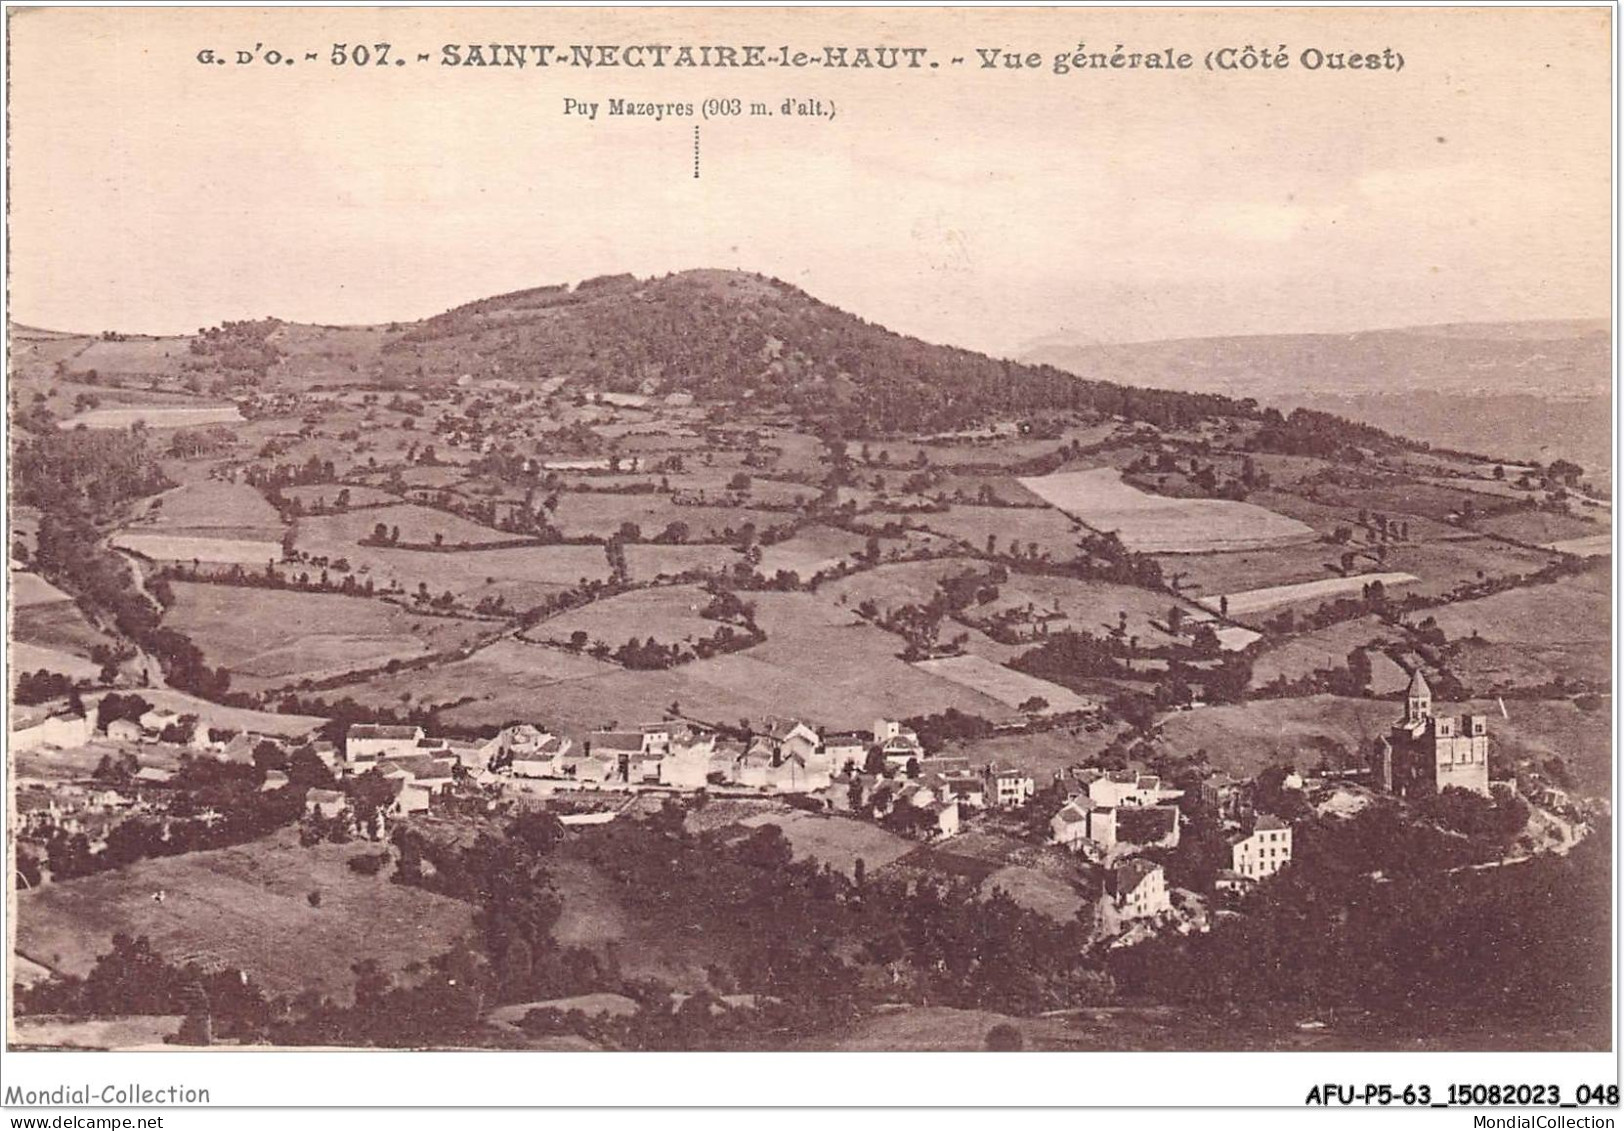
[0,1,1615,1105]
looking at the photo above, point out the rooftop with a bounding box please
[348,724,422,741]
[1110,858,1162,894]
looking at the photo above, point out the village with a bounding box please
[12,657,1594,969]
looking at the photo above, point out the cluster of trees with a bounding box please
[1249,407,1404,461]
[27,507,229,700]
[1006,625,1251,708]
[1110,811,1606,1033]
[185,318,284,383]
[40,757,315,881]
[96,692,153,730]
[559,620,765,670]
[1415,786,1530,848]
[570,811,1112,1021]
[17,934,272,1042]
[1125,450,1261,501]
[1011,629,1133,683]
[900,708,997,751]
[13,426,172,516]
[699,586,758,628]
[162,558,381,599]
[15,669,84,707]
[1072,530,1166,590]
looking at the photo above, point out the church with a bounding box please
[1372,669,1491,798]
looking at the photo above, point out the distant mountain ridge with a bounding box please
[1022,319,1612,477]
[1021,319,1611,400]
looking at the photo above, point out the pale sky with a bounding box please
[7,6,1613,355]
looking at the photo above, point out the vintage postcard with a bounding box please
[2,2,1614,1111]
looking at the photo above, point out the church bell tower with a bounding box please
[1404,668,1433,724]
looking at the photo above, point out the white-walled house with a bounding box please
[759,719,822,763]
[344,724,426,770]
[1106,859,1170,922]
[822,731,870,772]
[11,709,93,753]
[1051,797,1117,850]
[487,724,574,778]
[1087,771,1183,809]
[986,767,1036,808]
[873,719,924,763]
[379,754,456,813]
[663,730,717,789]
[1229,814,1293,880]
[105,718,144,744]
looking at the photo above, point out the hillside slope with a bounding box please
[372,269,1257,436]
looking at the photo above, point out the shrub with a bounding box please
[346,852,390,877]
[985,1023,1024,1051]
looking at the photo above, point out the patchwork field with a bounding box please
[1395,539,1569,600]
[1018,468,1316,553]
[10,570,110,661]
[9,642,102,684]
[961,572,1191,644]
[820,557,988,615]
[525,585,718,648]
[11,599,111,659]
[293,510,615,608]
[1547,534,1612,558]
[754,525,871,579]
[1200,572,1419,617]
[296,503,512,548]
[132,480,284,538]
[1474,509,1606,547]
[913,504,1088,560]
[926,473,1050,507]
[59,405,244,430]
[113,481,285,564]
[12,570,73,607]
[621,542,742,582]
[1248,617,1406,690]
[14,828,476,1002]
[912,654,1098,715]
[549,494,780,542]
[1420,573,1611,692]
[110,533,282,565]
[1167,536,1560,608]
[430,594,1018,733]
[279,483,402,510]
[161,582,493,689]
[338,636,620,715]
[1163,542,1380,598]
